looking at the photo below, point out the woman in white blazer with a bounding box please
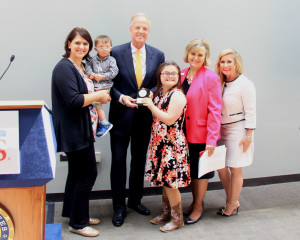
[215,49,256,216]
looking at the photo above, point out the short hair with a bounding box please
[154,60,182,98]
[215,48,244,86]
[63,27,93,61]
[183,39,211,66]
[95,35,112,46]
[130,13,151,29]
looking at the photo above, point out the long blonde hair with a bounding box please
[215,48,244,91]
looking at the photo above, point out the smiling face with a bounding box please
[68,34,89,61]
[130,15,150,49]
[219,54,238,80]
[160,65,180,92]
[187,46,206,71]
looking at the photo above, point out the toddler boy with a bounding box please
[86,35,118,137]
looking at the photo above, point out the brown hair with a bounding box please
[63,27,93,61]
[154,61,182,98]
[95,35,112,46]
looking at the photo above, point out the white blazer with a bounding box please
[221,74,256,129]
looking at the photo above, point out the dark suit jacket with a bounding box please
[109,42,165,136]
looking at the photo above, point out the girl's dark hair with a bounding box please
[63,27,93,61]
[154,61,182,98]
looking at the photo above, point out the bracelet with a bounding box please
[245,136,252,142]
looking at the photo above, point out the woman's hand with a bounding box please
[83,89,110,107]
[89,73,95,79]
[95,89,111,104]
[239,130,253,152]
[239,137,252,152]
[142,97,154,110]
[206,145,216,157]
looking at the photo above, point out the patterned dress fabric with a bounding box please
[145,88,190,189]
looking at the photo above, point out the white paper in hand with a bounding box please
[198,145,226,178]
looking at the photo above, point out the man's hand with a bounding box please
[122,95,137,108]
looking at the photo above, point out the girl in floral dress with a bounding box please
[143,61,190,232]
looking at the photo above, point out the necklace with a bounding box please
[68,58,85,72]
[187,69,196,85]
[68,58,90,81]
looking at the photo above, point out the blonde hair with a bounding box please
[183,39,211,66]
[215,48,244,88]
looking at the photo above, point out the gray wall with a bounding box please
[1,0,299,193]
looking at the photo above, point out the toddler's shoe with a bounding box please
[96,122,113,137]
[96,122,101,137]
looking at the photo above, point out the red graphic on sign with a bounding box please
[0,139,7,161]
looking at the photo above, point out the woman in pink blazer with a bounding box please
[180,39,222,224]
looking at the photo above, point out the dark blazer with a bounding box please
[51,58,94,152]
[109,42,165,136]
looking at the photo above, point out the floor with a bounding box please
[46,181,300,240]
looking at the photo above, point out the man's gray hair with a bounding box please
[130,13,151,28]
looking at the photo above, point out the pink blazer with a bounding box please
[181,66,222,146]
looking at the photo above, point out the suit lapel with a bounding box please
[122,43,138,88]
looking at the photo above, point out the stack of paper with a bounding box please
[198,145,227,178]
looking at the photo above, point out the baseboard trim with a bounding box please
[46,173,300,202]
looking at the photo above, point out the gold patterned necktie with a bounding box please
[135,49,143,88]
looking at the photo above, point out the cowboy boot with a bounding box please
[160,202,184,232]
[150,197,170,224]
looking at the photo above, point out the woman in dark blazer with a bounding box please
[51,27,111,237]
[180,39,222,224]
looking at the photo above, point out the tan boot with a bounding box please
[160,202,184,232]
[150,198,170,224]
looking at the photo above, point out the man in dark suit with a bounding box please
[109,13,165,227]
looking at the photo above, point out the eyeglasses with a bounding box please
[161,72,179,77]
[95,46,112,51]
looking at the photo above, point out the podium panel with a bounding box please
[0,101,57,240]
[0,186,46,240]
[0,101,56,188]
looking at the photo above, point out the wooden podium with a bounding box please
[0,101,57,240]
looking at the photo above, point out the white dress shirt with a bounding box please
[119,43,147,104]
[131,42,146,80]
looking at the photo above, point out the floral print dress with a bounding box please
[145,88,190,189]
